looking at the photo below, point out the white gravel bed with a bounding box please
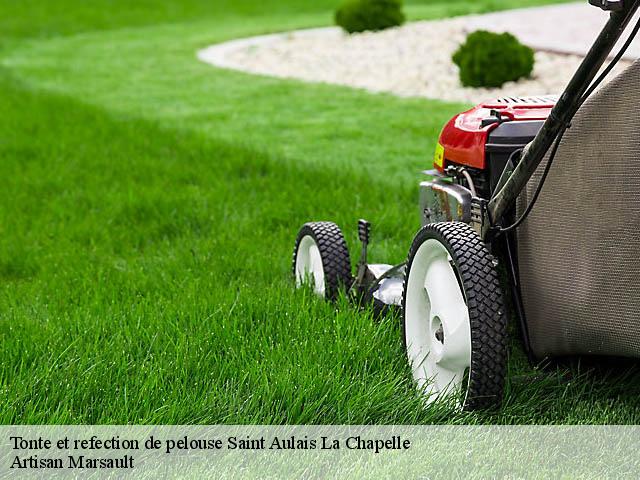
[198,15,632,104]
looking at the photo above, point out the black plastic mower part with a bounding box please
[354,219,372,292]
[504,231,535,364]
[486,120,543,194]
[589,0,624,11]
[480,109,509,128]
[358,219,371,245]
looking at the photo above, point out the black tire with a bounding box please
[402,222,507,411]
[292,222,352,301]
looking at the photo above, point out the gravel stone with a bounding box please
[198,9,633,104]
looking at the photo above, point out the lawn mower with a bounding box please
[292,0,640,410]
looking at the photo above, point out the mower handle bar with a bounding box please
[484,0,640,239]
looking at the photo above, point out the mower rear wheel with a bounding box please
[402,222,507,410]
[293,222,352,301]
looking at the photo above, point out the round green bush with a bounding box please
[452,30,535,88]
[335,0,406,34]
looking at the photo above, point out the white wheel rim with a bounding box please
[295,235,325,297]
[404,239,472,404]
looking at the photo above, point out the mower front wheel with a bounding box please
[402,222,507,410]
[293,222,352,301]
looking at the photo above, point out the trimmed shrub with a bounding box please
[335,0,406,34]
[452,30,535,88]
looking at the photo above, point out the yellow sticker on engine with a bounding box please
[434,143,445,169]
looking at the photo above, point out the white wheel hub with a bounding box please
[295,235,325,297]
[404,239,472,404]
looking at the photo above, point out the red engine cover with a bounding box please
[435,96,556,172]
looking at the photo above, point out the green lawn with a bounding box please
[2,0,640,425]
